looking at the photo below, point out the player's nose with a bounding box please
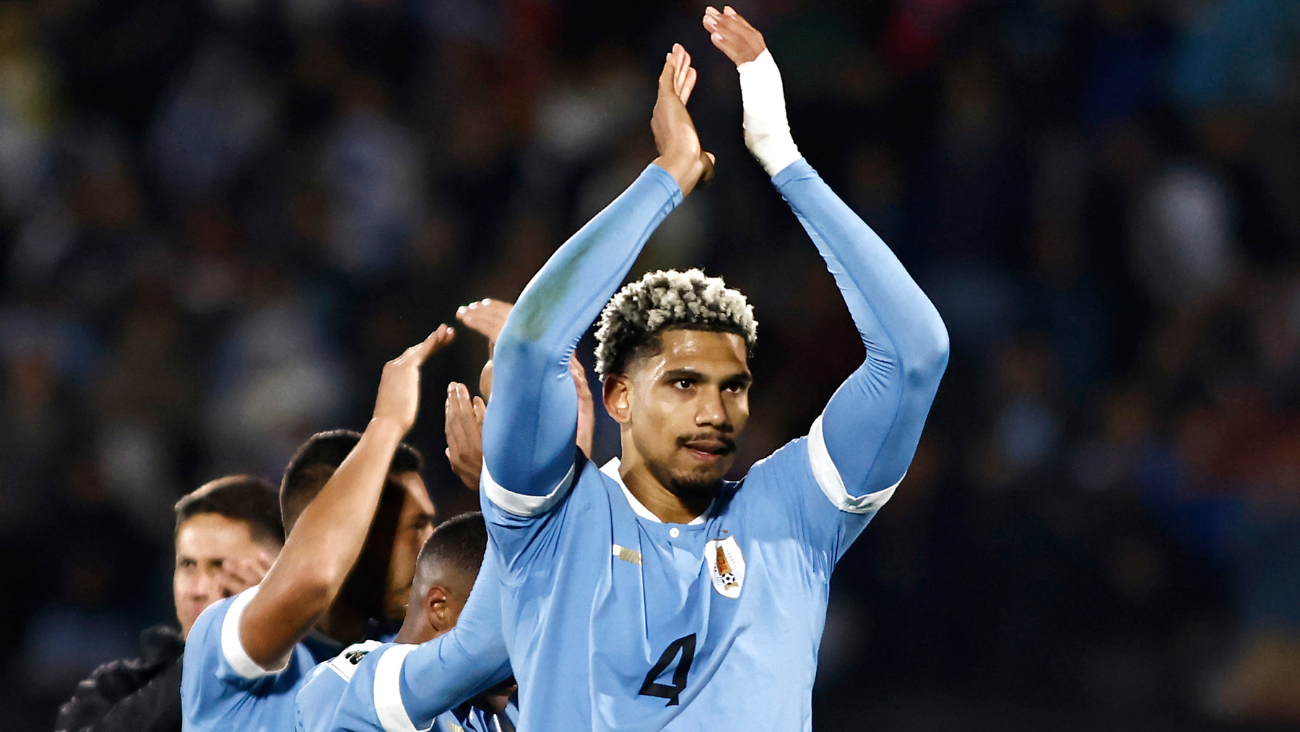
[191,570,217,599]
[695,387,729,428]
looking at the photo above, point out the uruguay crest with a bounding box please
[705,536,745,599]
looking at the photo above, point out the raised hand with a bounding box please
[456,299,514,355]
[703,6,767,66]
[445,382,487,490]
[651,44,715,196]
[216,551,275,598]
[571,357,595,458]
[373,325,456,433]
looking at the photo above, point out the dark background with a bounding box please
[2,0,1299,729]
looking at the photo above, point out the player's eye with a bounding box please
[178,558,195,569]
[673,379,695,390]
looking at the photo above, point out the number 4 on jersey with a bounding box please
[638,634,696,706]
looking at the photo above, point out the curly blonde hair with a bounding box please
[594,269,757,377]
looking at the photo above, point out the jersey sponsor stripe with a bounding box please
[612,544,642,565]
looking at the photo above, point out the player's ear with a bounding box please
[424,584,452,632]
[603,375,632,425]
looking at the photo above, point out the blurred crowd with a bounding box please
[2,0,1299,729]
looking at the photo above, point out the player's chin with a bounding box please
[675,455,733,487]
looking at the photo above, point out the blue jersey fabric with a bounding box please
[479,159,948,730]
[181,586,320,732]
[296,641,383,732]
[328,644,516,732]
[330,552,512,732]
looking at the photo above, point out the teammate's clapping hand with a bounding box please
[571,357,594,459]
[445,382,487,490]
[216,551,275,598]
[373,325,456,433]
[456,299,514,355]
[651,44,715,195]
[703,6,766,65]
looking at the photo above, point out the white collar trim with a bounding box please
[600,458,711,526]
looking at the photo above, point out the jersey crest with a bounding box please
[705,536,745,599]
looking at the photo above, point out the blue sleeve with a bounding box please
[396,553,511,723]
[296,641,383,732]
[481,164,682,516]
[772,159,948,508]
[181,588,314,730]
[329,556,511,732]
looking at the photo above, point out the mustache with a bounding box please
[677,432,737,456]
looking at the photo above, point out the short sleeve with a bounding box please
[747,431,885,568]
[480,453,599,578]
[181,588,313,728]
[296,642,382,732]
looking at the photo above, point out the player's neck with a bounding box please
[618,452,713,524]
[393,611,436,645]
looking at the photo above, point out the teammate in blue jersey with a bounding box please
[472,10,949,729]
[298,512,517,732]
[327,300,598,732]
[181,327,452,732]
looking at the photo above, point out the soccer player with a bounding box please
[474,15,949,730]
[56,475,284,732]
[322,302,600,732]
[297,512,516,732]
[181,326,452,732]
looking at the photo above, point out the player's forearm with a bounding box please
[775,161,948,376]
[776,162,947,496]
[484,165,682,495]
[397,636,513,726]
[241,418,405,665]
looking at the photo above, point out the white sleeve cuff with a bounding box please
[374,645,428,732]
[482,460,576,517]
[807,414,900,514]
[737,49,801,177]
[219,586,291,680]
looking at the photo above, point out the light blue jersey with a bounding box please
[479,160,949,730]
[330,551,512,732]
[296,641,383,732]
[181,586,320,732]
[328,643,516,732]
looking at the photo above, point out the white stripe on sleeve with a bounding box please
[219,586,291,680]
[481,460,576,517]
[374,645,425,732]
[807,414,900,514]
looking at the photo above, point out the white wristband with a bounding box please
[737,49,801,177]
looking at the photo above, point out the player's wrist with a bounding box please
[652,152,705,196]
[737,49,801,177]
[366,415,409,443]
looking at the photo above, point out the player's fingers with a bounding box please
[446,383,475,442]
[681,67,698,105]
[408,324,452,365]
[674,47,690,96]
[472,396,486,422]
[659,52,678,94]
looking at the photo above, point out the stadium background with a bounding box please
[2,0,1299,729]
